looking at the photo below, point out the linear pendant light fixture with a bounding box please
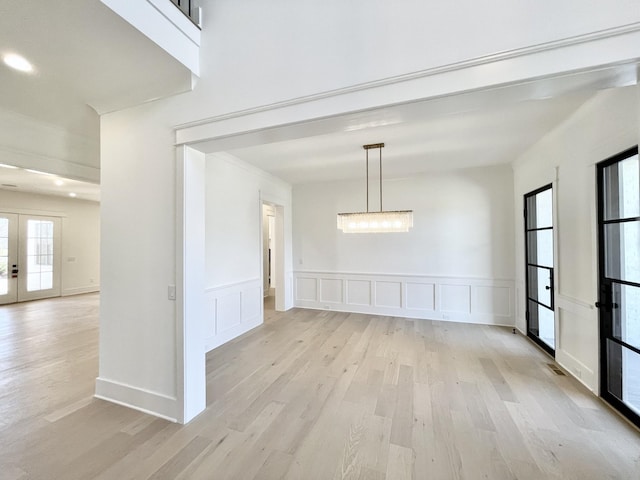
[337,143,413,233]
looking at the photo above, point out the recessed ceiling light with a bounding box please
[54,179,64,186]
[68,192,77,198]
[0,163,18,169]
[3,53,34,73]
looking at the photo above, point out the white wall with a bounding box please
[292,165,515,324]
[203,0,640,116]
[512,85,639,392]
[0,189,100,296]
[204,154,292,351]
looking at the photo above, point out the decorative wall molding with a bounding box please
[293,271,514,326]
[556,292,595,315]
[175,22,640,132]
[204,278,263,352]
[94,377,177,422]
[554,292,598,392]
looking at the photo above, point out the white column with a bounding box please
[176,145,206,423]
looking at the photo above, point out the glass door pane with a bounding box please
[17,215,61,302]
[598,146,640,429]
[524,184,555,355]
[0,213,18,304]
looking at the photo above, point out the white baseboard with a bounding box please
[555,348,596,393]
[94,377,177,422]
[62,285,100,296]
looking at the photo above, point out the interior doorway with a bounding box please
[261,199,285,316]
[0,212,62,305]
[262,204,276,302]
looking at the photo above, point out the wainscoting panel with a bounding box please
[205,278,263,352]
[296,277,318,302]
[474,286,511,316]
[216,292,242,334]
[440,284,471,314]
[346,280,371,306]
[294,271,514,326]
[320,278,343,304]
[405,282,435,311]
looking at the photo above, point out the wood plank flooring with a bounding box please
[1,294,640,479]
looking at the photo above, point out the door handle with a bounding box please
[545,285,551,290]
[596,301,618,310]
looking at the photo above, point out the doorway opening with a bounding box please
[597,146,640,429]
[0,213,61,305]
[261,199,285,319]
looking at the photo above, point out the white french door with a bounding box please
[0,213,61,305]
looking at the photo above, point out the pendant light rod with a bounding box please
[363,143,385,212]
[365,147,369,213]
[379,145,383,212]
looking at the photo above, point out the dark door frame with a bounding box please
[597,145,640,429]
[524,183,555,357]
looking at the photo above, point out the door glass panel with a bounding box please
[606,339,640,416]
[535,188,553,228]
[604,221,640,284]
[26,219,54,292]
[603,153,639,221]
[0,218,8,295]
[538,304,555,349]
[526,189,553,229]
[527,230,554,267]
[527,266,552,308]
[527,300,539,336]
[612,282,640,350]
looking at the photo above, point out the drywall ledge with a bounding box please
[101,0,200,75]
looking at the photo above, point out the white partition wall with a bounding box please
[203,153,293,352]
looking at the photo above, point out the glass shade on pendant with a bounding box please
[337,210,414,233]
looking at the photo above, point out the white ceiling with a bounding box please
[224,93,591,184]
[199,64,638,185]
[0,0,192,137]
[0,165,100,202]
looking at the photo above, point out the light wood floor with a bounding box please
[1,294,640,479]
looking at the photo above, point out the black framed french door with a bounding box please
[597,146,640,429]
[524,184,555,356]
